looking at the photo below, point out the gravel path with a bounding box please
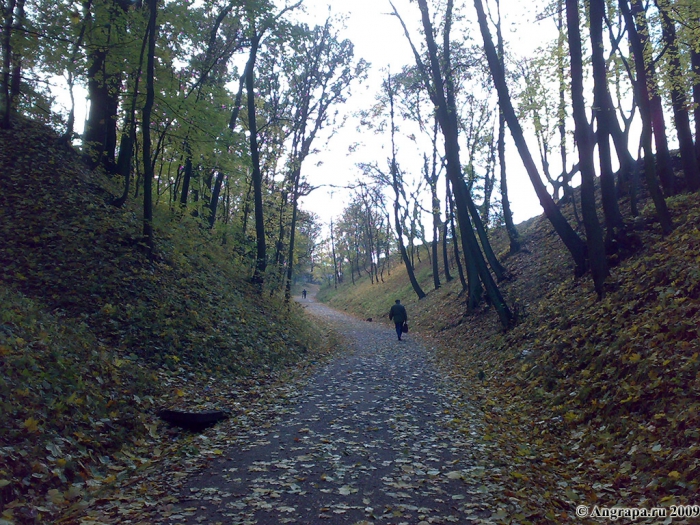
[168,292,495,525]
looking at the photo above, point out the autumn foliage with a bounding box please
[320,186,700,521]
[0,119,321,522]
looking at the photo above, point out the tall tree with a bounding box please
[473,0,588,277]
[619,0,674,233]
[423,120,442,290]
[282,18,368,301]
[82,0,131,172]
[654,0,700,192]
[629,0,675,195]
[385,73,425,299]
[447,178,467,292]
[392,0,512,326]
[245,24,266,284]
[566,0,608,297]
[494,0,520,253]
[1,0,25,128]
[589,0,626,252]
[141,0,157,257]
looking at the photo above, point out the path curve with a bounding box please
[168,292,495,525]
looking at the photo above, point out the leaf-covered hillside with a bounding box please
[0,119,324,522]
[319,187,700,522]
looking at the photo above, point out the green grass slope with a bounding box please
[318,191,700,522]
[0,119,325,523]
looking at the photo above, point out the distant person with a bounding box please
[302,289,307,299]
[389,299,407,341]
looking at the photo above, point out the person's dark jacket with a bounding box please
[389,303,407,325]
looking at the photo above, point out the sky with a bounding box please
[293,0,558,228]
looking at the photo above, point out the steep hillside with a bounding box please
[319,189,700,522]
[0,119,327,522]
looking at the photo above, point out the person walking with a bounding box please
[302,289,307,299]
[389,299,408,341]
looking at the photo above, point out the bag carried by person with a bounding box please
[401,322,408,333]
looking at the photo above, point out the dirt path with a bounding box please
[167,292,496,525]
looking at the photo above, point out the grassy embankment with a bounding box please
[318,185,700,522]
[0,119,332,523]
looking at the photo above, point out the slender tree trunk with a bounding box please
[330,219,338,289]
[208,171,226,228]
[179,150,193,206]
[619,0,673,233]
[8,0,23,105]
[556,0,573,204]
[589,0,626,252]
[246,32,266,284]
[142,0,157,257]
[2,0,17,128]
[113,25,147,208]
[426,122,442,290]
[567,0,608,298]
[628,0,675,195]
[474,0,587,276]
[498,109,520,254]
[465,186,506,280]
[430,180,441,290]
[692,46,700,169]
[448,180,467,292]
[412,0,511,324]
[284,178,300,302]
[480,137,496,225]
[386,73,426,299]
[442,183,453,282]
[655,0,700,191]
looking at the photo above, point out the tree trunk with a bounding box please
[83,45,121,173]
[179,151,193,207]
[480,137,496,225]
[692,46,700,169]
[448,179,467,292]
[426,122,442,290]
[385,73,425,299]
[141,0,157,257]
[208,171,226,228]
[619,0,674,233]
[589,0,626,252]
[567,0,608,298]
[8,0,23,106]
[414,0,511,324]
[629,0,675,195]
[112,27,147,208]
[284,179,300,303]
[246,32,266,284]
[465,186,506,280]
[498,109,520,254]
[474,0,587,276]
[330,219,339,289]
[1,0,17,129]
[430,181,441,290]
[556,0,573,204]
[442,185,453,282]
[655,0,700,192]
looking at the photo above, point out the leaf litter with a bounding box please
[76,300,507,524]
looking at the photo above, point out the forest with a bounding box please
[1,0,699,522]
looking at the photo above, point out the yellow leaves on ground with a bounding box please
[1,119,325,522]
[23,417,40,433]
[326,190,700,521]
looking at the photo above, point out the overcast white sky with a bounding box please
[294,0,558,228]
